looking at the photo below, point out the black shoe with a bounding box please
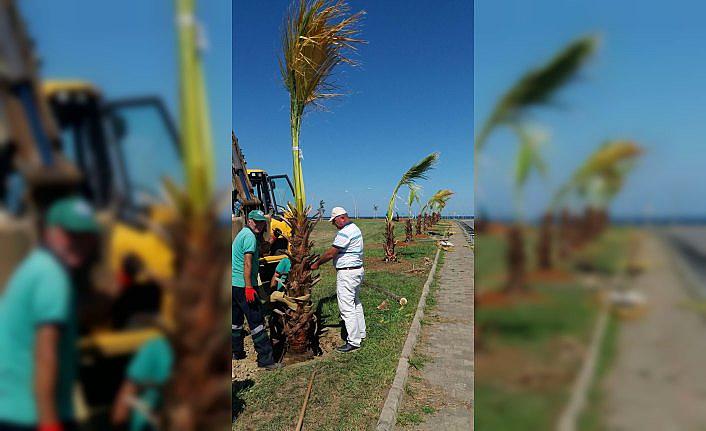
[259,362,284,371]
[336,343,360,353]
[232,351,246,360]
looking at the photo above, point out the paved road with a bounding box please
[604,231,706,430]
[662,226,706,297]
[410,221,474,430]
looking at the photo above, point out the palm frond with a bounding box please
[386,152,439,221]
[281,0,365,212]
[407,184,421,217]
[281,0,365,116]
[475,36,598,150]
[425,189,455,214]
[513,124,547,189]
[552,140,642,208]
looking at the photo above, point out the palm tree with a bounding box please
[427,189,455,216]
[508,125,547,285]
[404,186,420,242]
[162,1,230,429]
[384,153,439,261]
[553,140,643,244]
[280,0,364,355]
[475,36,598,151]
[281,0,365,213]
[474,35,597,293]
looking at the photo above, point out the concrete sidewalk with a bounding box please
[409,222,474,430]
[604,233,706,430]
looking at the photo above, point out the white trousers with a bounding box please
[336,267,366,347]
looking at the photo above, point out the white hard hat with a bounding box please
[329,206,348,221]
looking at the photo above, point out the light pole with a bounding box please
[344,190,358,219]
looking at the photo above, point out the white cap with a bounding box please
[329,206,348,221]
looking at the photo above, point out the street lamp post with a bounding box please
[344,190,358,219]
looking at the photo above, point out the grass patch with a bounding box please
[572,228,631,276]
[578,314,619,431]
[474,227,629,430]
[393,249,450,429]
[397,411,424,426]
[233,219,443,430]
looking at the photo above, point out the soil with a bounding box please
[364,257,431,272]
[475,289,545,308]
[476,339,583,391]
[484,222,510,236]
[526,268,575,284]
[232,325,344,380]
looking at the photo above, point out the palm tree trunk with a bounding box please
[415,217,422,235]
[383,220,397,262]
[504,224,527,293]
[290,114,306,213]
[405,218,413,242]
[163,212,230,431]
[537,211,553,269]
[559,208,573,260]
[283,206,320,357]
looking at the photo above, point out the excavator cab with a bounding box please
[44,82,182,212]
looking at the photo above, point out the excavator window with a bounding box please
[269,174,294,214]
[103,97,182,210]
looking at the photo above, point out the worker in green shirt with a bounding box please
[0,197,100,431]
[270,257,291,292]
[232,210,281,370]
[111,335,173,431]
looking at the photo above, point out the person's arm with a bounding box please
[270,271,281,290]
[244,253,253,288]
[111,381,139,426]
[243,253,257,302]
[35,324,62,429]
[311,246,339,270]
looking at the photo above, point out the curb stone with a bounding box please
[376,246,442,431]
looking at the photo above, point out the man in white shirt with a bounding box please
[311,207,366,352]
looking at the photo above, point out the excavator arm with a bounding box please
[0,0,81,212]
[232,130,260,216]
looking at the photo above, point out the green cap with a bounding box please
[248,209,267,222]
[46,197,100,233]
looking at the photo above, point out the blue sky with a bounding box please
[20,0,231,190]
[476,0,706,219]
[234,0,473,217]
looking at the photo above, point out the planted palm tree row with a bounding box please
[476,32,643,293]
[538,140,643,270]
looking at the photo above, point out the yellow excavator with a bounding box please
[232,132,294,286]
[0,1,183,425]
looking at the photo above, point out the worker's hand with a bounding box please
[38,423,63,431]
[245,286,257,303]
[310,262,319,271]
